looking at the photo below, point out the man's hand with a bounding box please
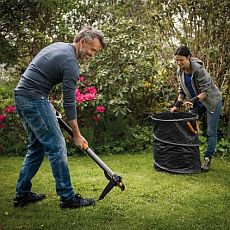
[68,119,88,150]
[73,134,88,150]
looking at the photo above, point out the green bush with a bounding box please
[0,78,27,155]
[216,138,230,158]
[0,112,27,155]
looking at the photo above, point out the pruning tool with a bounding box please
[55,110,125,200]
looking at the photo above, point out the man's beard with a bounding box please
[78,48,90,62]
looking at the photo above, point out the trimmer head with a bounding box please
[98,173,125,200]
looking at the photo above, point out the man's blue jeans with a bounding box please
[194,100,222,158]
[14,95,75,200]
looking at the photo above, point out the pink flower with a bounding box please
[75,87,97,103]
[4,105,16,114]
[0,114,7,123]
[79,76,85,82]
[84,93,96,101]
[75,88,81,96]
[85,86,97,95]
[96,106,105,113]
[76,89,85,103]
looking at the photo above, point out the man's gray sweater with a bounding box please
[14,42,80,120]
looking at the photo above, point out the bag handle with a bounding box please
[186,121,199,134]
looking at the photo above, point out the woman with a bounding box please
[170,45,222,172]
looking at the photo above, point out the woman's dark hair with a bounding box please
[174,45,191,57]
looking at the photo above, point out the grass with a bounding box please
[0,151,229,230]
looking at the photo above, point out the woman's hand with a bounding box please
[183,101,194,109]
[170,100,193,112]
[170,106,178,113]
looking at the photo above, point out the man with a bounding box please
[13,26,105,208]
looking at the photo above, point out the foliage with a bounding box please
[216,138,230,158]
[91,118,153,154]
[0,78,27,155]
[0,105,16,128]
[81,1,178,118]
[0,110,27,155]
[0,0,95,68]
[0,0,229,155]
[65,114,152,156]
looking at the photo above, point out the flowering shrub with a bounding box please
[76,87,97,103]
[0,114,7,129]
[93,105,106,123]
[95,105,105,113]
[0,104,26,155]
[0,105,16,129]
[76,75,105,123]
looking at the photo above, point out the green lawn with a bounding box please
[0,152,229,230]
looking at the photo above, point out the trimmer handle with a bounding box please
[55,109,125,200]
[82,143,89,150]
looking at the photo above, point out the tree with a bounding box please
[1,0,229,141]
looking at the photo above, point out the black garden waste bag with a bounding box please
[151,112,201,174]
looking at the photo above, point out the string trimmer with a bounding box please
[56,110,125,200]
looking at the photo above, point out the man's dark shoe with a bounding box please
[13,192,46,207]
[201,157,211,172]
[60,194,95,209]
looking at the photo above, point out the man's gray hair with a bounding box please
[73,26,106,48]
